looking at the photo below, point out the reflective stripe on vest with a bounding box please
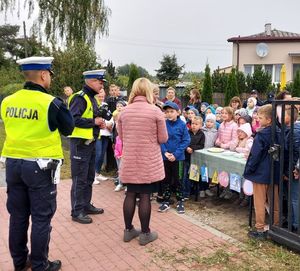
[1,89,63,159]
[68,90,94,140]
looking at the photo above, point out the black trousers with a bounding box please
[70,139,96,217]
[162,160,183,202]
[6,158,57,271]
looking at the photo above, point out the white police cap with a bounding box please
[83,69,106,81]
[16,56,54,72]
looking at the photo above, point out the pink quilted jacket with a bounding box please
[118,96,168,184]
[215,120,238,149]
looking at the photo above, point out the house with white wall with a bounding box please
[227,23,300,84]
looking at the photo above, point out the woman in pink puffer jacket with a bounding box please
[118,78,168,246]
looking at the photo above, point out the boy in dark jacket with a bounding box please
[243,104,279,239]
[183,116,205,199]
[159,101,190,214]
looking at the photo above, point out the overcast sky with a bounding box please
[2,0,300,75]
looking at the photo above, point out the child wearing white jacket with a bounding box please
[230,123,253,155]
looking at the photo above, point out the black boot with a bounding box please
[85,203,104,215]
[45,260,62,271]
[72,213,93,224]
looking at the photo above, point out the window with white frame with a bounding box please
[274,64,282,83]
[244,65,252,76]
[243,64,283,83]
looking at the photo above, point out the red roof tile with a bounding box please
[228,29,300,43]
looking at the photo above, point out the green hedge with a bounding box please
[0,83,24,96]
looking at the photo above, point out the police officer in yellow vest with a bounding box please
[68,70,106,224]
[1,57,74,271]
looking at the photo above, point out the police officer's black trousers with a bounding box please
[6,158,57,271]
[70,139,96,217]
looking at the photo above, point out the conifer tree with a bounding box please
[293,70,300,97]
[202,64,213,104]
[225,68,239,105]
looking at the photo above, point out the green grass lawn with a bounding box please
[0,121,71,179]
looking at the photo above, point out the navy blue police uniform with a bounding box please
[2,77,74,271]
[69,76,105,224]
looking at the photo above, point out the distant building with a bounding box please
[215,65,233,74]
[228,23,300,83]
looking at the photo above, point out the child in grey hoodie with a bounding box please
[202,113,218,148]
[199,113,218,197]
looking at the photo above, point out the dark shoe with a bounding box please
[123,227,141,242]
[176,201,185,214]
[72,213,93,224]
[248,230,267,240]
[45,260,62,271]
[86,204,104,215]
[139,231,158,246]
[158,202,170,212]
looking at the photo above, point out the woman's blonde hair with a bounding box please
[128,78,154,104]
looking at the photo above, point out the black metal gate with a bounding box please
[268,100,300,251]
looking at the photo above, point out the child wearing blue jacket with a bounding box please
[159,101,190,214]
[243,104,279,240]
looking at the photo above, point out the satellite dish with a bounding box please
[256,43,269,58]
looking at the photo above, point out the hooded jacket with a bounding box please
[230,123,254,153]
[161,117,190,161]
[202,126,218,148]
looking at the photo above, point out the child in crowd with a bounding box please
[238,114,252,127]
[200,114,218,197]
[230,123,253,155]
[204,105,216,116]
[230,122,254,207]
[200,102,209,120]
[112,101,127,189]
[186,107,199,130]
[216,107,239,199]
[183,116,205,200]
[251,107,260,134]
[204,105,219,128]
[244,104,279,239]
[114,128,123,192]
[202,113,218,148]
[246,97,257,117]
[160,101,190,214]
[215,107,238,149]
[94,89,113,184]
[215,106,223,124]
[234,108,248,123]
[284,105,300,232]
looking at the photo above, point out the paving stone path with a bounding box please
[0,180,240,271]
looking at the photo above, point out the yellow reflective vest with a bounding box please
[68,91,94,140]
[1,89,63,159]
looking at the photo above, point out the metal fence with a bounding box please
[268,100,300,251]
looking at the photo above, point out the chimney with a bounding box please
[265,23,271,36]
